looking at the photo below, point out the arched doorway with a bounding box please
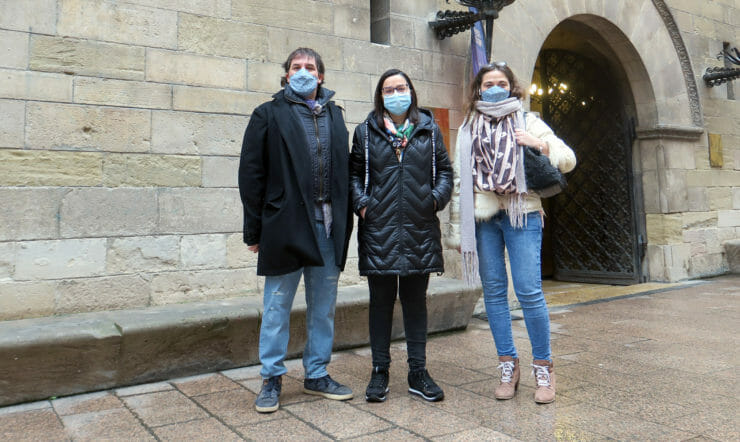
[532,28,646,285]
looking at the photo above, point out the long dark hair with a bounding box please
[464,63,526,120]
[280,47,325,91]
[373,69,420,128]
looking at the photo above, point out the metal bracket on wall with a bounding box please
[428,0,515,60]
[703,46,740,87]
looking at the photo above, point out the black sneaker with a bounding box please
[303,374,354,400]
[365,367,390,402]
[254,376,281,413]
[408,369,444,402]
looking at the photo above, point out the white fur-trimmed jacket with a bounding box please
[444,112,576,249]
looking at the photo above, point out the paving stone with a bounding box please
[236,416,330,441]
[61,408,154,441]
[154,418,242,442]
[171,373,242,397]
[121,391,207,427]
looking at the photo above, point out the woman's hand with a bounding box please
[359,207,367,219]
[515,129,549,156]
[248,244,259,253]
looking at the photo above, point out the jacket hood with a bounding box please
[366,107,436,136]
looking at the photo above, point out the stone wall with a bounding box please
[0,0,468,320]
[653,0,740,279]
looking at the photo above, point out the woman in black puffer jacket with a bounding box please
[349,69,453,404]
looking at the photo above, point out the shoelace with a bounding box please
[498,361,515,383]
[531,364,551,387]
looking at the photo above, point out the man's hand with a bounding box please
[248,244,259,253]
[359,207,367,219]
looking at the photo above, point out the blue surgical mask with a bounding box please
[481,85,510,103]
[383,92,412,115]
[288,68,318,97]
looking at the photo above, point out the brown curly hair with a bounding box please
[464,63,527,121]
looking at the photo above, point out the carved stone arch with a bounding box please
[491,0,703,134]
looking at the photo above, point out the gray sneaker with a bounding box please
[255,376,281,413]
[303,375,353,400]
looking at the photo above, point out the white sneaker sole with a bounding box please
[408,387,444,402]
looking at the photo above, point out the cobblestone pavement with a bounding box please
[1,275,737,441]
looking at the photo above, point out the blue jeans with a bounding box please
[259,222,340,379]
[476,211,551,361]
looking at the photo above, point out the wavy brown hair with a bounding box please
[464,63,526,121]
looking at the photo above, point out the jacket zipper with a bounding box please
[313,114,324,201]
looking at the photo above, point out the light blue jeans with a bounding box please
[476,211,551,362]
[259,222,340,379]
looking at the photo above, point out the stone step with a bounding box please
[0,277,480,407]
[725,239,740,274]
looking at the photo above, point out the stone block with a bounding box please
[733,188,740,209]
[231,0,333,34]
[180,234,228,269]
[0,0,57,33]
[15,239,107,281]
[390,15,414,48]
[103,154,201,187]
[662,140,697,169]
[645,213,683,245]
[123,0,231,17]
[30,36,146,81]
[687,170,740,187]
[687,187,709,212]
[202,156,239,188]
[343,100,373,125]
[327,70,374,102]
[74,78,171,109]
[246,62,285,94]
[178,13,268,59]
[689,253,726,279]
[26,102,151,152]
[718,210,740,227]
[151,111,246,156]
[0,150,103,187]
[683,211,718,229]
[0,315,122,406]
[0,99,25,148]
[56,275,151,315]
[150,268,260,305]
[173,86,271,116]
[659,168,688,213]
[58,0,177,49]
[724,239,740,273]
[60,188,158,238]
[0,69,73,102]
[158,188,242,234]
[0,281,55,320]
[422,52,466,83]
[0,242,14,279]
[110,299,260,385]
[0,29,28,69]
[343,40,424,78]
[107,236,180,274]
[226,233,257,268]
[147,49,246,89]
[413,19,468,56]
[414,80,462,110]
[0,188,62,241]
[266,28,343,71]
[646,244,666,281]
[334,5,371,40]
[707,187,732,211]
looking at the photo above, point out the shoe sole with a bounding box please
[408,388,444,402]
[494,381,519,400]
[303,388,353,401]
[535,397,555,404]
[254,403,279,413]
[365,387,389,402]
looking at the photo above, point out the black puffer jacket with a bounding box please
[350,109,453,276]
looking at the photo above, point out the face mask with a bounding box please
[481,85,510,103]
[383,93,412,115]
[288,68,318,97]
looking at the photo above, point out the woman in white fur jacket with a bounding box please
[445,62,575,404]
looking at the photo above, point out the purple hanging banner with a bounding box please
[469,7,488,76]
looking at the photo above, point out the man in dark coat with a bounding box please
[238,47,354,414]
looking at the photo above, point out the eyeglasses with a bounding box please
[486,61,507,68]
[381,84,410,95]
